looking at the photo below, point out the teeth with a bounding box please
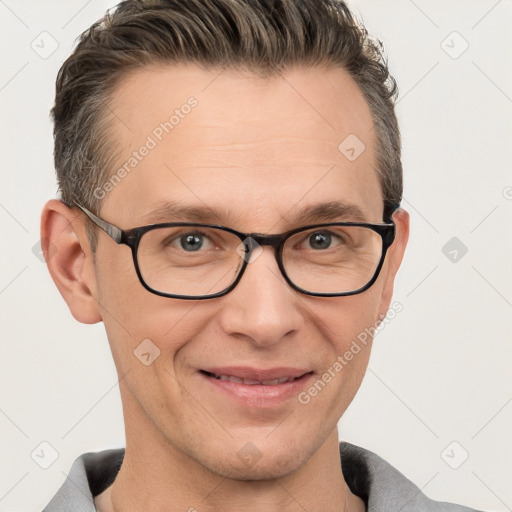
[219,375,243,383]
[212,373,294,385]
[262,377,291,385]
[243,378,261,384]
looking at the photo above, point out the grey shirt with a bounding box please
[43,442,482,511]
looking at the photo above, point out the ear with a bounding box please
[40,199,102,324]
[378,207,410,315]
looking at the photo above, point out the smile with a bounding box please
[201,370,300,386]
[198,368,315,407]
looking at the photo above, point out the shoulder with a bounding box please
[42,448,124,512]
[339,441,484,512]
[43,444,484,512]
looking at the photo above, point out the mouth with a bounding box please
[200,369,310,386]
[198,367,314,407]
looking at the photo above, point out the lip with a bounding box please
[198,366,314,407]
[201,366,311,381]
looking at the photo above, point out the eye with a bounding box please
[306,231,342,250]
[180,233,204,251]
[168,232,214,252]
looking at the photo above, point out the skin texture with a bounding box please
[42,63,409,512]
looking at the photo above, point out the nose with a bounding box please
[217,245,305,348]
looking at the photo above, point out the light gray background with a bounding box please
[1,1,511,511]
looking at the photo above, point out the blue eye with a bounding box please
[308,232,332,250]
[179,233,205,251]
[309,232,331,249]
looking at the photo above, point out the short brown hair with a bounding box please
[52,0,402,249]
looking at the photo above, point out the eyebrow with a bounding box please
[140,200,368,226]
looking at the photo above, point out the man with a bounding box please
[40,0,482,510]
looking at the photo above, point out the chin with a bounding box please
[198,439,310,481]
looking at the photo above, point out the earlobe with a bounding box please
[41,199,102,324]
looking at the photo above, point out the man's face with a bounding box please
[87,64,407,478]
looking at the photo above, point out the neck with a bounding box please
[95,396,365,512]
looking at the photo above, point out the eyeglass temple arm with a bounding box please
[74,202,123,244]
[383,201,401,223]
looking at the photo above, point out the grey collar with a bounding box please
[43,442,482,512]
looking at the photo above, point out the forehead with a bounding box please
[102,63,381,228]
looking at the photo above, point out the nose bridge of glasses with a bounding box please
[234,232,284,272]
[238,232,284,263]
[244,232,283,250]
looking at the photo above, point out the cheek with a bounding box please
[299,290,383,412]
[313,285,384,352]
[94,245,212,370]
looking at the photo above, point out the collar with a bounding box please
[43,442,480,511]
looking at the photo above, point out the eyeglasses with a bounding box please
[74,202,396,300]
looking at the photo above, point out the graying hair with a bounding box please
[51,0,402,250]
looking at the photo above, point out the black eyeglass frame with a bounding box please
[74,202,397,300]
